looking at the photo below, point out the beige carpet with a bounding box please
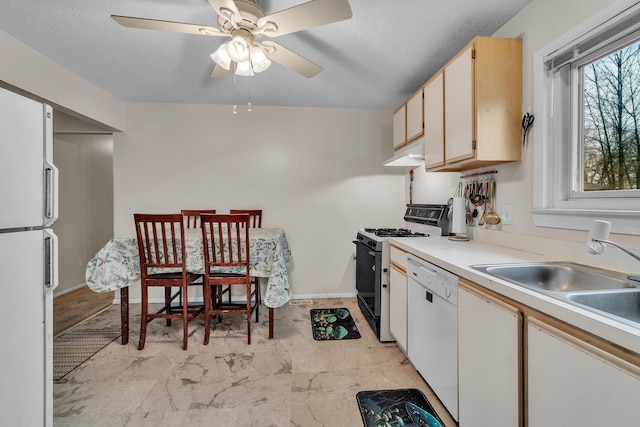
[54,286,114,336]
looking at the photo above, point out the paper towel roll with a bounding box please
[452,196,467,235]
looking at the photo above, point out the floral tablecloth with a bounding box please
[86,228,292,308]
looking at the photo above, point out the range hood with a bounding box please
[383,139,425,167]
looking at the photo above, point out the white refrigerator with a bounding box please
[0,86,58,427]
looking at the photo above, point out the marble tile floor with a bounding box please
[54,297,457,426]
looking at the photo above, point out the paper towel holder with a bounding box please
[448,195,469,241]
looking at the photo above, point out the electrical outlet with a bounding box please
[126,201,135,215]
[502,204,513,225]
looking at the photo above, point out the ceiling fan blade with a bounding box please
[207,0,242,23]
[210,63,233,78]
[111,15,224,36]
[257,0,352,37]
[261,41,322,78]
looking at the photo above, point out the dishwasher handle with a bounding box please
[425,290,433,303]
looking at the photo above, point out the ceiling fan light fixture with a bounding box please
[211,44,232,70]
[235,60,255,77]
[227,35,250,62]
[250,46,271,73]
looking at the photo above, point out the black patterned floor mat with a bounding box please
[356,388,444,426]
[310,308,361,340]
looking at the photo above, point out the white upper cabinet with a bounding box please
[392,87,424,151]
[444,46,474,163]
[392,103,406,149]
[405,88,424,143]
[429,36,523,172]
[423,71,445,169]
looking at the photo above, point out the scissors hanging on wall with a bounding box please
[522,113,535,146]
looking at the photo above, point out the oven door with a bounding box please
[354,240,381,316]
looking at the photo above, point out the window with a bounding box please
[533,2,640,235]
[579,38,640,194]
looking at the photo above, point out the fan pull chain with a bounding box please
[248,78,252,112]
[233,66,238,114]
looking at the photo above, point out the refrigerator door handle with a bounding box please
[43,162,59,227]
[43,104,58,228]
[43,229,58,295]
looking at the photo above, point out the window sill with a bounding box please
[532,209,640,236]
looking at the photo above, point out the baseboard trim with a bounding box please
[113,292,358,305]
[292,292,357,300]
[53,282,87,298]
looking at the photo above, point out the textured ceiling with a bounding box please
[0,0,531,109]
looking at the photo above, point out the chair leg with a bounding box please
[203,282,211,345]
[138,284,148,350]
[254,277,260,323]
[182,285,189,350]
[165,287,172,326]
[120,287,129,345]
[246,284,252,345]
[217,285,223,323]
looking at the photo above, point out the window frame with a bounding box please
[532,0,640,235]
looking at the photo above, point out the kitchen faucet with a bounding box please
[587,220,640,282]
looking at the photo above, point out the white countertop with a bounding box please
[390,236,640,355]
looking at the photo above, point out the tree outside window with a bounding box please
[582,41,640,192]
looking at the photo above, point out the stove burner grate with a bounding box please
[364,228,428,237]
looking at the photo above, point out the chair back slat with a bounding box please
[200,213,250,275]
[134,213,186,271]
[181,209,217,228]
[229,209,262,228]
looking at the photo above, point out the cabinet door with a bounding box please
[406,89,423,142]
[393,104,406,149]
[458,284,521,427]
[389,264,407,353]
[528,317,640,426]
[444,45,474,163]
[424,71,444,169]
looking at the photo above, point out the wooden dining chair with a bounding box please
[181,209,217,228]
[200,213,259,345]
[228,209,263,305]
[134,213,204,350]
[229,209,262,228]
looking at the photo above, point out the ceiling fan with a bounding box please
[112,0,352,78]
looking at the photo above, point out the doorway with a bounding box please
[52,126,115,332]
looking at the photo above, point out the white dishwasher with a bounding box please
[407,254,459,422]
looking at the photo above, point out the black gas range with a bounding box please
[353,204,449,342]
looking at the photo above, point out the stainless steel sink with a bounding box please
[471,261,640,326]
[566,290,640,325]
[471,262,636,293]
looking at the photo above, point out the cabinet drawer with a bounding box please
[390,245,407,271]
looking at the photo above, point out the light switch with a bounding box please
[126,201,135,215]
[502,204,513,225]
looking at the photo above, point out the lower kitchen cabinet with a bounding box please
[458,280,522,427]
[389,245,408,353]
[527,316,640,426]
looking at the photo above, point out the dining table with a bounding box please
[85,227,292,344]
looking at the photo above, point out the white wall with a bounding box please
[53,133,114,295]
[0,29,124,131]
[113,103,404,300]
